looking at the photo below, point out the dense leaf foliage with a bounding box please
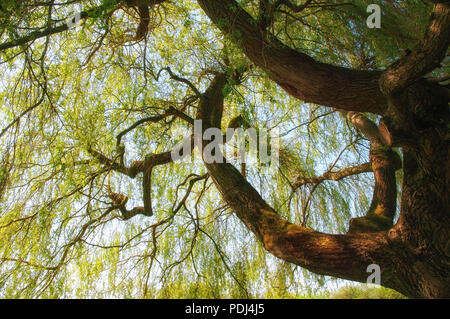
[0,0,445,298]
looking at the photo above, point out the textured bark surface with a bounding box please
[79,0,449,298]
[192,1,450,298]
[197,0,387,114]
[198,75,449,298]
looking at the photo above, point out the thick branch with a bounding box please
[0,6,105,52]
[338,110,402,233]
[206,161,394,283]
[89,147,176,219]
[339,110,386,146]
[380,3,450,94]
[134,5,151,41]
[0,0,169,52]
[197,0,386,114]
[347,146,401,234]
[194,72,394,286]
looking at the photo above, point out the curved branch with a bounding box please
[116,112,172,147]
[195,71,395,287]
[294,162,372,188]
[197,0,387,114]
[347,146,401,234]
[92,131,195,220]
[380,3,450,94]
[205,161,393,284]
[339,110,385,145]
[0,0,170,52]
[337,110,402,233]
[115,106,194,148]
[0,6,107,52]
[107,186,150,220]
[157,67,202,98]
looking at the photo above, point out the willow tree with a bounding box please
[0,0,448,299]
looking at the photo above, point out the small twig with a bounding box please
[157,67,202,97]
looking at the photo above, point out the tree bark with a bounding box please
[194,0,450,298]
[193,73,408,296]
[197,0,387,114]
[200,74,449,298]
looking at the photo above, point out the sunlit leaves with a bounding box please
[0,0,423,298]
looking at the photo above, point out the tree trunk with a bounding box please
[192,71,449,299]
[192,0,450,298]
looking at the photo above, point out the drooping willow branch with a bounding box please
[0,5,110,52]
[379,2,450,95]
[0,94,45,138]
[156,67,202,98]
[115,106,194,148]
[90,147,169,219]
[0,0,169,52]
[193,71,396,285]
[88,70,200,220]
